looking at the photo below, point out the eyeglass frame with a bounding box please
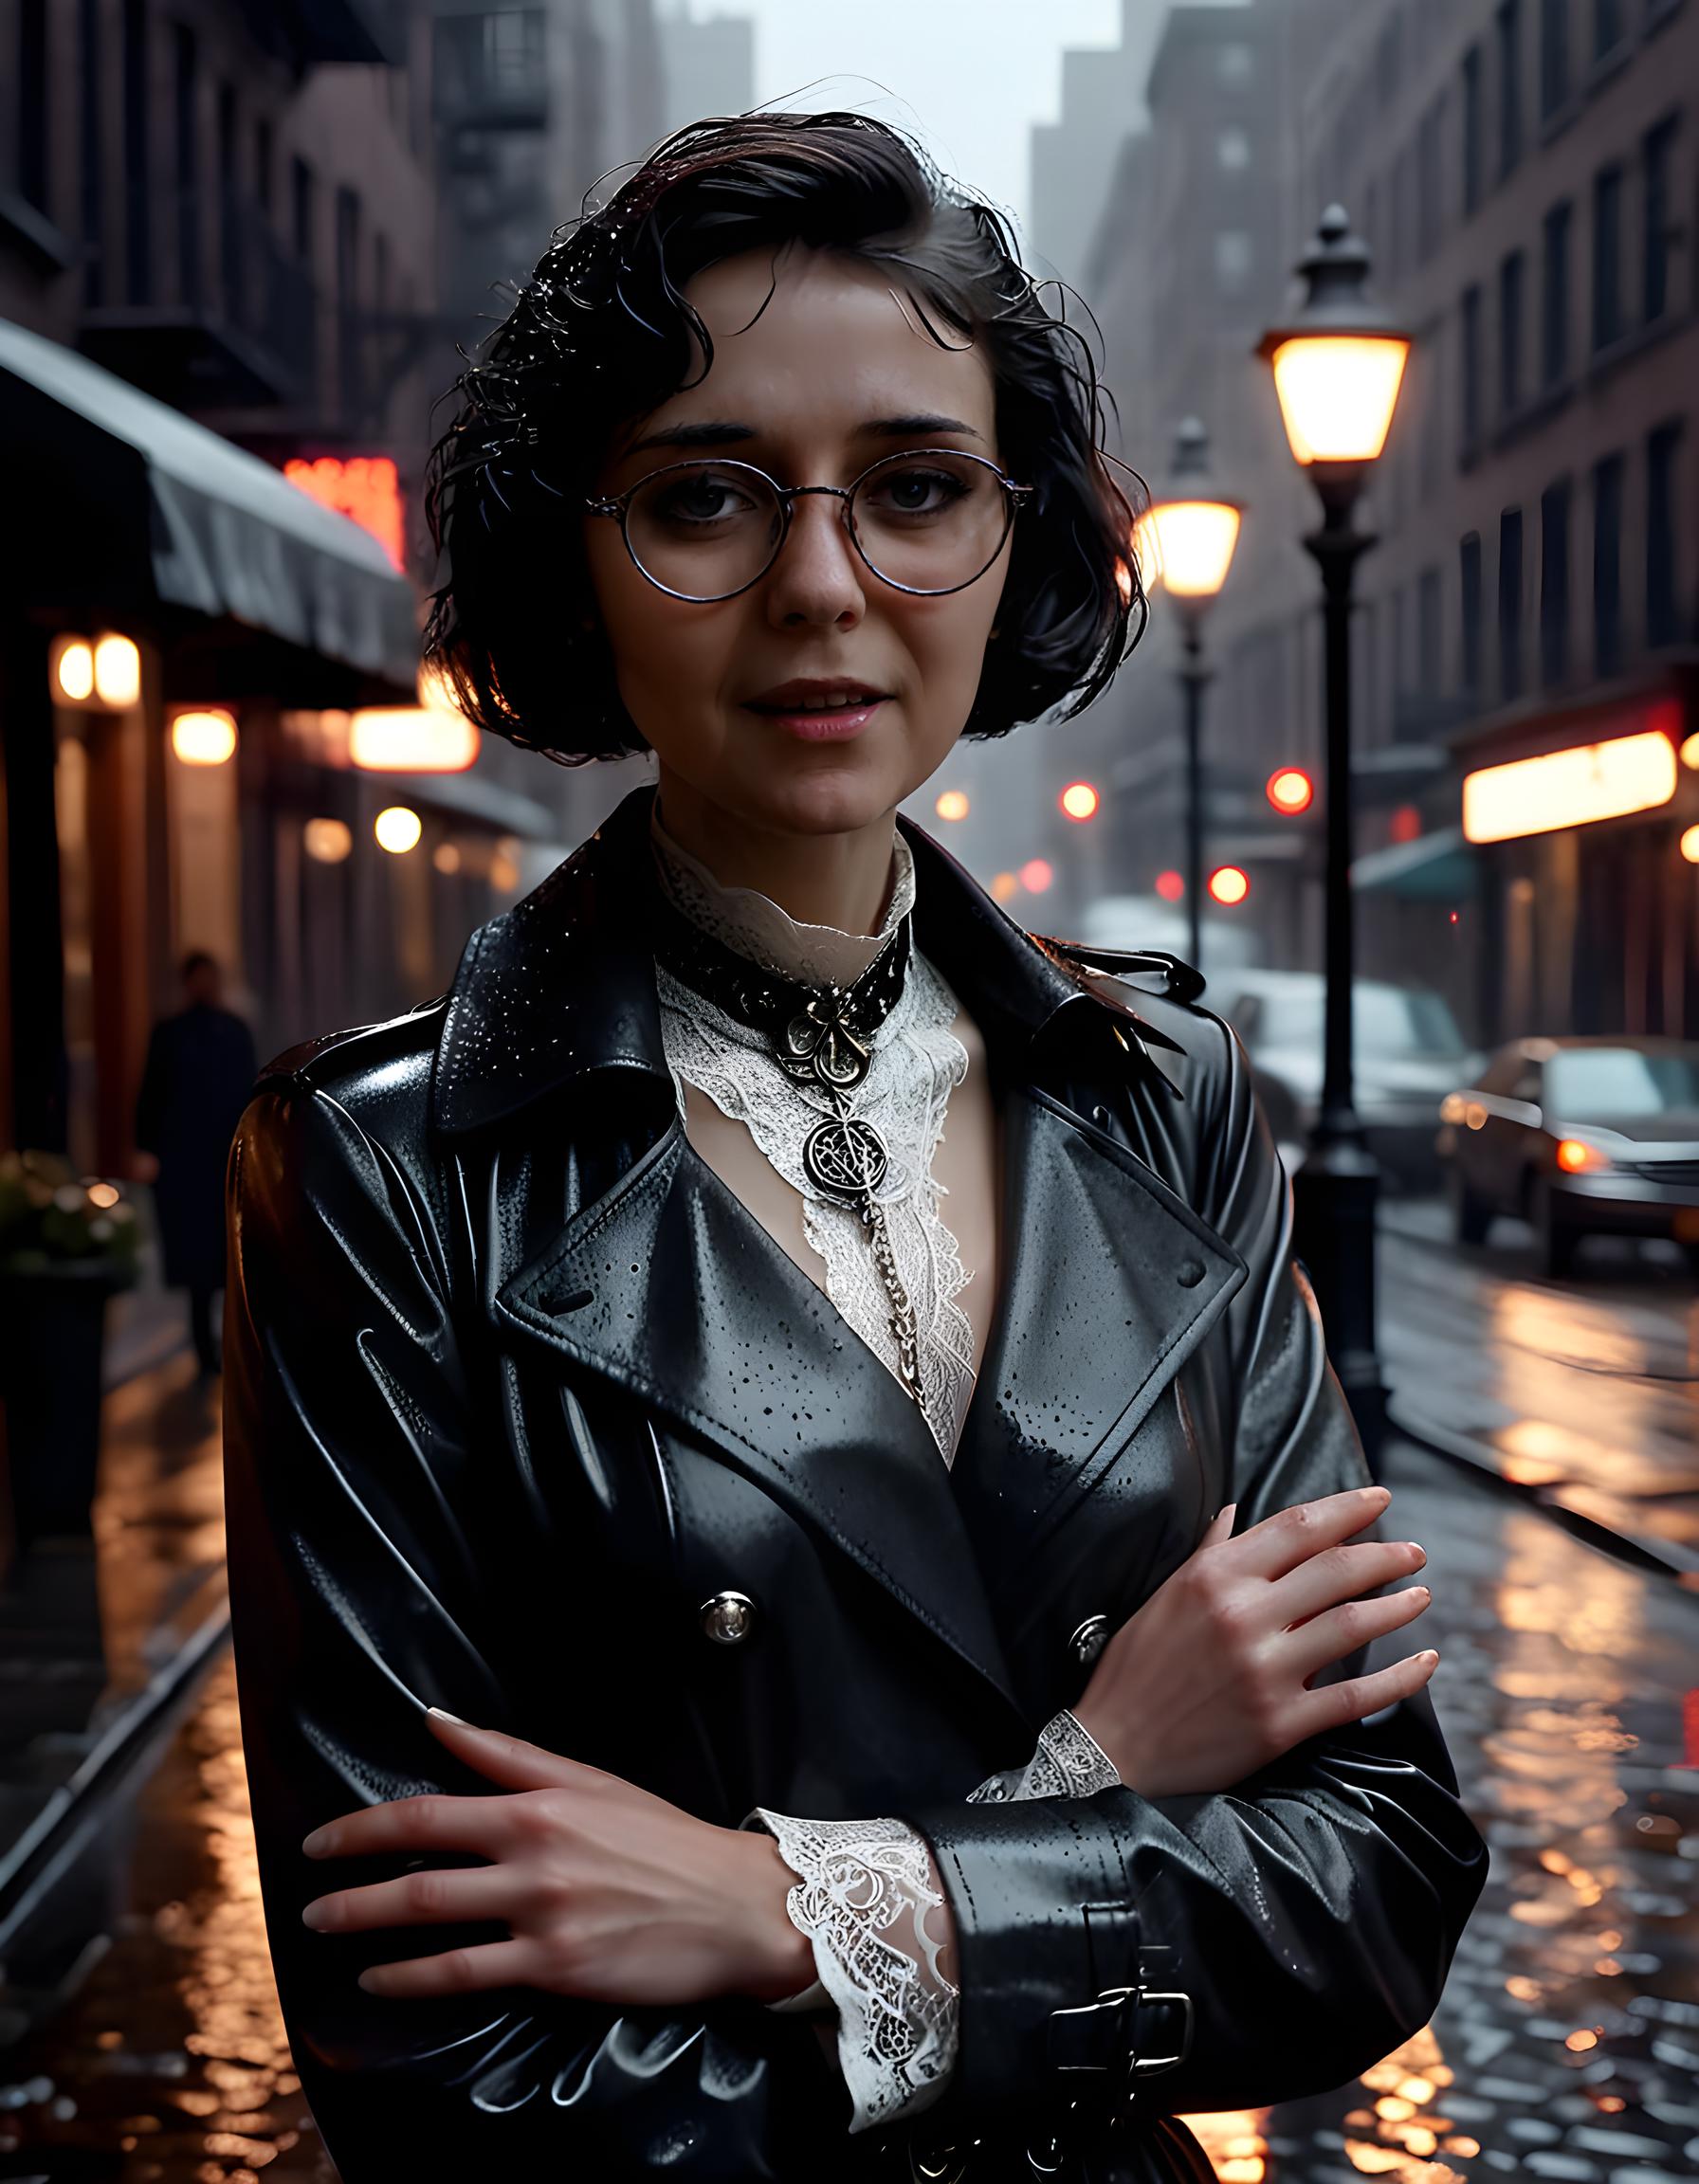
[583,447,1036,603]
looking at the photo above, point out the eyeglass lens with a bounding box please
[622,452,1014,600]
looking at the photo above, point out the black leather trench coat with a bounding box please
[222,781,1489,2184]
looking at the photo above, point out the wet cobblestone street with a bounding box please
[2,1433,1695,2181]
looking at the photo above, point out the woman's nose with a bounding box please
[763,496,868,625]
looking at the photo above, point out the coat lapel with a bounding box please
[493,1110,1028,1729]
[435,784,1249,1737]
[948,1085,1248,1664]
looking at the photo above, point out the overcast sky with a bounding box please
[701,0,1124,246]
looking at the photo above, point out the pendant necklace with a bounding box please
[646,881,925,1404]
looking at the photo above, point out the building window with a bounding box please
[1462,46,1484,213]
[1594,0,1626,57]
[1219,42,1254,87]
[336,183,362,419]
[1499,505,1525,701]
[1643,114,1678,322]
[1460,532,1484,697]
[1541,0,1571,115]
[1647,419,1681,646]
[1496,1,1523,179]
[291,155,314,264]
[1500,248,1525,417]
[1215,230,1252,292]
[1217,127,1251,172]
[18,0,48,212]
[217,81,239,324]
[1417,566,1443,701]
[174,22,200,309]
[1461,283,1484,460]
[1592,161,1623,350]
[1417,95,1445,260]
[1592,451,1625,677]
[79,0,102,304]
[122,0,149,301]
[1540,477,1571,684]
[1542,198,1572,385]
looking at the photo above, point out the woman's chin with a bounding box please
[726,746,918,837]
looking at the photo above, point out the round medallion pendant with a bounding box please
[802,1115,889,1201]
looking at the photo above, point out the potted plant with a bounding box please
[0,1151,143,1552]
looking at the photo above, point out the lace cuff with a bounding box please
[744,1708,1121,2134]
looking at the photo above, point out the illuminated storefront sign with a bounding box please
[283,455,407,572]
[1462,728,1678,843]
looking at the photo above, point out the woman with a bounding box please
[222,112,1489,2184]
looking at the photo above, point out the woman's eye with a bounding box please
[653,474,753,523]
[864,466,970,517]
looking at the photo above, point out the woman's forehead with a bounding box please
[617,248,994,457]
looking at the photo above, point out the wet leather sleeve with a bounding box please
[886,1017,1492,2132]
[222,1079,845,2182]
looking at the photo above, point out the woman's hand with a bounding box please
[298,1710,816,2008]
[1070,1483,1436,1798]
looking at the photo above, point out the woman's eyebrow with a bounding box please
[620,412,984,457]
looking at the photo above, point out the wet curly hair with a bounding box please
[421,108,1148,767]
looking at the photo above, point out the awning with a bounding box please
[0,313,418,691]
[1350,825,1474,900]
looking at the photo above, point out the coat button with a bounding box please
[1069,1613,1110,1666]
[1177,1257,1205,1287]
[1090,1103,1111,1127]
[699,1590,758,1645]
[1026,2132,1068,2174]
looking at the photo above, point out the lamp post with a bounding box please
[1138,419,1243,972]
[1255,205,1412,1466]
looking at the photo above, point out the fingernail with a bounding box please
[427,1704,469,1726]
[1215,1502,1237,1521]
[1420,1649,1439,1664]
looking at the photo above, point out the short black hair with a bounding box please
[421,109,1148,767]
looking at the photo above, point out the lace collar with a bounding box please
[648,799,916,989]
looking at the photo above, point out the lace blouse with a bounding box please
[647,807,1122,2135]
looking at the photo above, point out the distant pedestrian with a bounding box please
[135,951,258,1377]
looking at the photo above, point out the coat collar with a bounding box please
[429,781,1185,1140]
[433,783,1239,1745]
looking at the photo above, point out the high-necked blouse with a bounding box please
[646,801,1121,2135]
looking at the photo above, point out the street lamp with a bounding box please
[1138,419,1242,970]
[1256,204,1412,1465]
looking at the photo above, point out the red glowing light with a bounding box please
[1059,780,1101,822]
[1019,858,1054,893]
[1389,803,1423,844]
[1267,767,1314,814]
[1154,869,1185,902]
[1209,865,1250,905]
[283,455,407,572]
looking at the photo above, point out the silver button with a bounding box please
[699,1589,758,1645]
[1026,2132,1068,2174]
[986,1777,1009,1801]
[1069,1613,1110,1666]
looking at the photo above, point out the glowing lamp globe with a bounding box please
[1256,208,1410,468]
[1138,419,1242,605]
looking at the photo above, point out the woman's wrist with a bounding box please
[1069,1699,1138,1791]
[727,1828,819,2003]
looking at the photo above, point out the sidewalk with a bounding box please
[0,1341,229,2042]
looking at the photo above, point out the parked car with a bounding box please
[1206,968,1484,1191]
[1436,1035,1699,1278]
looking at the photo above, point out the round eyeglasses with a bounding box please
[584,448,1035,603]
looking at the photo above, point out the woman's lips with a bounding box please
[743,698,887,741]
